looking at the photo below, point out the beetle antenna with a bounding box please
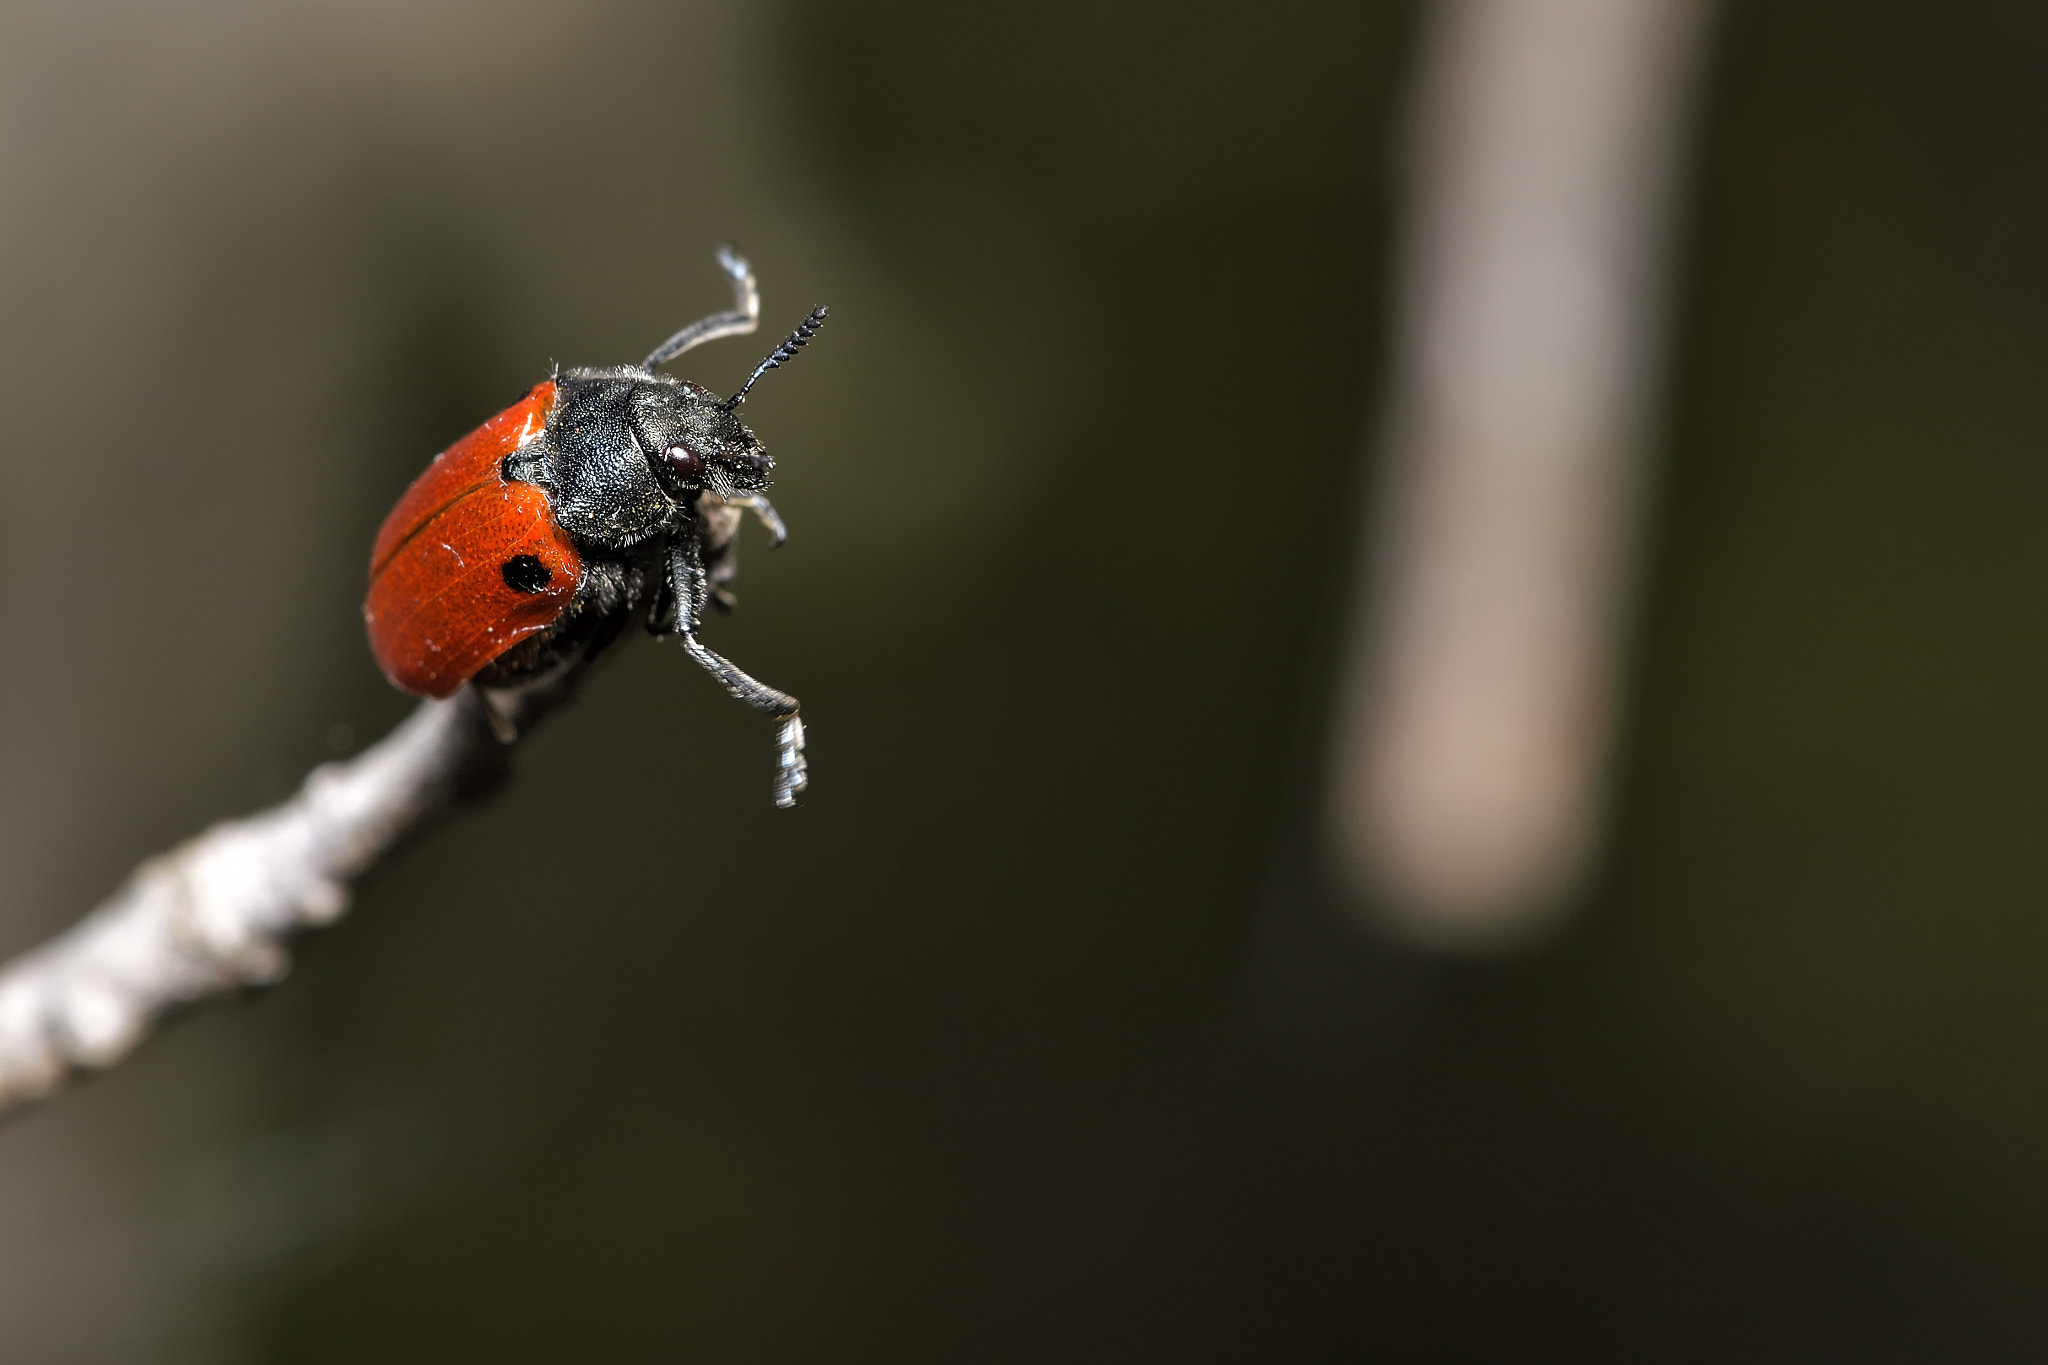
[722,306,828,410]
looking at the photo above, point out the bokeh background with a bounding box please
[1,0,2047,1358]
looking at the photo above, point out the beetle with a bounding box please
[364,247,825,807]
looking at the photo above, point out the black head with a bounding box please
[627,378,773,499]
[627,306,829,501]
[535,369,770,546]
[534,310,828,550]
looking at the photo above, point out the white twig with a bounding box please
[1329,0,1715,947]
[0,693,507,1114]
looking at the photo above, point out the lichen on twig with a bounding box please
[0,680,563,1114]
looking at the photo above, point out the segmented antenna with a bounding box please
[722,306,829,411]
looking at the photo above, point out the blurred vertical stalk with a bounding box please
[1329,0,1714,947]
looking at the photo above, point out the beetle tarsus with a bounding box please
[733,493,787,546]
[641,247,762,369]
[671,529,804,802]
[773,716,807,808]
[680,634,806,806]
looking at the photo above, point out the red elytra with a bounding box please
[364,380,583,698]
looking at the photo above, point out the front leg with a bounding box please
[671,527,807,807]
[730,493,787,546]
[696,492,788,613]
[642,246,761,369]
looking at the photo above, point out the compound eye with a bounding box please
[662,445,706,481]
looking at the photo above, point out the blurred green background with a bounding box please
[1,0,2047,1358]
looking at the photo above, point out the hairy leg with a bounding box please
[670,528,807,806]
[642,246,761,369]
[730,493,787,546]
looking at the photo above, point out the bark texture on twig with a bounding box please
[0,690,520,1114]
[1329,0,1715,947]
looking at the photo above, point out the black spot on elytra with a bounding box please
[502,554,552,593]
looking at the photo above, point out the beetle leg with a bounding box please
[642,246,761,369]
[731,493,787,546]
[670,531,807,806]
[669,533,799,714]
